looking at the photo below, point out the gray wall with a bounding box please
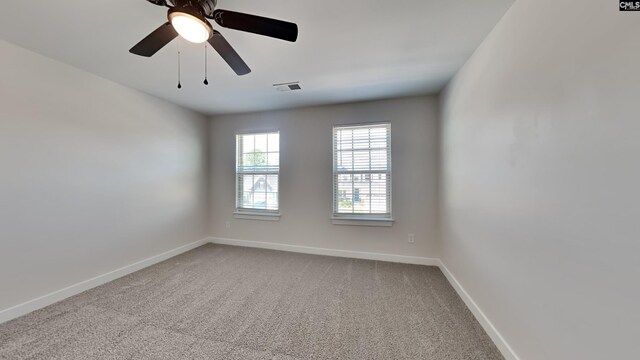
[209,96,440,258]
[0,40,210,311]
[440,0,640,359]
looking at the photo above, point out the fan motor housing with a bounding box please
[147,0,218,18]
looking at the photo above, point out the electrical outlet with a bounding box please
[408,233,415,243]
[225,221,231,229]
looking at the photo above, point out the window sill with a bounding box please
[234,212,281,221]
[330,217,394,227]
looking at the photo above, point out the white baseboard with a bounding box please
[1,235,518,360]
[208,237,517,360]
[209,237,440,266]
[438,261,521,360]
[0,237,210,325]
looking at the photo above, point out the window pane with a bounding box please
[241,175,254,192]
[371,174,387,195]
[268,133,279,152]
[336,174,354,213]
[336,129,352,151]
[370,150,388,171]
[337,150,352,171]
[242,135,255,154]
[268,153,280,168]
[371,175,388,213]
[266,193,278,210]
[370,196,388,214]
[253,198,267,210]
[255,134,268,152]
[352,150,370,171]
[236,131,280,212]
[242,191,254,208]
[336,174,389,214]
[352,182,367,213]
[266,175,279,193]
[333,124,390,216]
[352,128,370,149]
[370,127,388,148]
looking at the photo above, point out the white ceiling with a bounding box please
[0,0,513,115]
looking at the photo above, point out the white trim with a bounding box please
[234,212,281,221]
[0,234,519,360]
[330,217,394,227]
[207,237,518,360]
[209,237,438,266]
[0,237,210,325]
[438,260,521,360]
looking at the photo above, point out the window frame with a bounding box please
[235,131,281,219]
[331,123,393,226]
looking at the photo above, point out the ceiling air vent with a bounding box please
[273,82,302,92]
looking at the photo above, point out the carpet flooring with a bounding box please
[0,244,503,359]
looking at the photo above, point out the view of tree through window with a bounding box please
[236,132,279,212]
[333,123,391,217]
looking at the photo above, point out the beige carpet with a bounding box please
[0,244,503,359]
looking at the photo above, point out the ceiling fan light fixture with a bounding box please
[168,7,212,44]
[131,0,299,76]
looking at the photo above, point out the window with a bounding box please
[236,132,280,215]
[333,123,392,222]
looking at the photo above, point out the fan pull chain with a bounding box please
[204,44,209,85]
[177,49,182,89]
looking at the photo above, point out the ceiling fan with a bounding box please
[130,0,299,76]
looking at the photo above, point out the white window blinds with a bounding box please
[236,132,280,212]
[333,123,391,217]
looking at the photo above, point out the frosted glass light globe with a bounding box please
[169,12,212,44]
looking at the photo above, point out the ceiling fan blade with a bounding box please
[130,22,178,57]
[212,10,298,42]
[146,0,168,6]
[208,31,251,76]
